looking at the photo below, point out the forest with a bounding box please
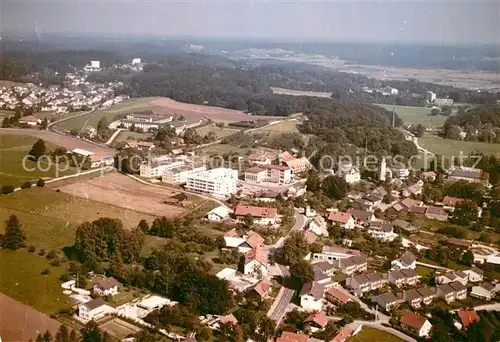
[442,105,500,142]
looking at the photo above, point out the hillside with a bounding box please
[443,105,500,142]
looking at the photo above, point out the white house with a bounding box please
[78,298,108,321]
[464,267,484,283]
[435,271,468,286]
[312,245,363,262]
[400,311,432,338]
[471,282,496,300]
[18,115,42,126]
[308,216,328,237]
[206,206,231,222]
[299,282,324,311]
[366,222,395,241]
[243,247,268,277]
[327,211,355,229]
[391,251,417,270]
[93,277,119,296]
[234,205,278,225]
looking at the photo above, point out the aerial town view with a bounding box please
[1,2,500,342]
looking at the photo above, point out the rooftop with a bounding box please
[400,310,428,330]
[235,205,277,219]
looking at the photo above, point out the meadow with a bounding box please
[418,134,500,157]
[196,124,240,139]
[348,327,403,342]
[375,103,448,129]
[251,119,300,135]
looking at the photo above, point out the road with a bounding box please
[273,209,307,249]
[266,287,295,325]
[348,321,417,342]
[415,261,452,272]
[47,108,96,135]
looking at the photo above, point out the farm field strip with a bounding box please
[374,103,448,129]
[418,134,500,157]
[271,87,333,98]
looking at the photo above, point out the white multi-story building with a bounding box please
[117,114,173,131]
[426,91,437,103]
[162,164,207,184]
[139,156,186,178]
[185,168,238,197]
[392,165,410,179]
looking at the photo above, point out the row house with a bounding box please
[437,281,468,303]
[388,269,420,288]
[346,272,387,296]
[464,267,484,283]
[435,270,468,286]
[371,292,400,312]
[335,255,367,276]
[403,287,437,309]
[470,282,497,300]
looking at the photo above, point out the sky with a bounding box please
[3,1,500,44]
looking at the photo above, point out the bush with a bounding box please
[59,272,71,282]
[50,258,61,267]
[28,246,36,253]
[46,250,57,260]
[36,178,45,187]
[1,185,15,194]
[41,268,50,275]
[38,249,46,256]
[20,181,32,189]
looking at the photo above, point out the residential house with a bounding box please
[18,115,42,126]
[347,209,375,227]
[299,282,325,311]
[361,193,383,208]
[388,269,420,288]
[471,282,496,300]
[457,311,481,330]
[404,289,424,308]
[312,246,362,262]
[442,196,465,211]
[304,312,329,332]
[416,287,436,306]
[401,182,423,198]
[437,281,467,303]
[247,153,274,166]
[435,271,468,286]
[238,231,265,253]
[449,168,489,185]
[325,287,352,306]
[327,211,355,229]
[93,277,119,296]
[421,171,437,182]
[308,216,328,237]
[243,247,268,277]
[371,292,399,312]
[392,165,410,179]
[331,326,356,342]
[312,265,331,284]
[346,272,386,296]
[392,251,417,270]
[276,331,309,342]
[78,298,107,321]
[393,219,419,233]
[209,313,239,330]
[400,310,432,338]
[391,198,423,215]
[223,230,246,250]
[335,255,367,276]
[425,206,448,221]
[313,261,337,277]
[409,205,427,216]
[206,206,231,222]
[246,278,271,301]
[367,222,395,241]
[234,205,278,225]
[303,231,318,245]
[464,267,484,282]
[284,157,313,174]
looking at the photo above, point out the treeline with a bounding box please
[443,105,500,142]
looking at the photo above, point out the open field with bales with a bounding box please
[271,87,332,98]
[0,291,61,340]
[55,172,195,218]
[348,327,403,342]
[418,134,500,157]
[375,103,448,129]
[54,97,162,131]
[196,124,240,139]
[0,133,77,186]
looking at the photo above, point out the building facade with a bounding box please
[185,168,238,197]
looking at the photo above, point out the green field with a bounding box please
[114,130,153,143]
[348,327,403,342]
[418,134,500,157]
[54,97,161,131]
[416,265,435,278]
[252,119,300,135]
[375,104,448,129]
[0,134,76,186]
[196,125,240,139]
[0,250,69,313]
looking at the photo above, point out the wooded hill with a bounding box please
[443,105,500,142]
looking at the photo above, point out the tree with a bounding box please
[2,185,15,194]
[68,330,79,342]
[243,214,254,228]
[96,116,108,134]
[461,250,475,266]
[43,330,53,342]
[129,123,136,132]
[321,175,349,200]
[37,178,46,187]
[305,169,321,192]
[197,326,214,342]
[415,124,426,137]
[36,334,45,342]
[452,199,479,225]
[138,219,150,234]
[290,260,314,291]
[281,232,309,265]
[81,321,101,342]
[2,214,27,250]
[41,117,48,130]
[21,180,32,189]
[259,316,276,340]
[29,138,47,161]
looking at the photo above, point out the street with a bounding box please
[266,287,295,325]
[273,210,307,249]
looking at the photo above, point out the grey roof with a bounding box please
[300,282,325,300]
[365,272,384,282]
[451,168,485,180]
[417,287,436,298]
[314,261,335,272]
[480,282,495,292]
[398,251,417,265]
[456,270,468,278]
[350,255,367,266]
[404,289,423,301]
[347,209,373,222]
[351,274,370,285]
[449,281,467,292]
[390,270,405,281]
[83,298,106,310]
[438,283,455,295]
[312,266,331,282]
[470,266,484,275]
[372,292,398,306]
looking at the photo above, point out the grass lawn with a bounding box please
[0,134,77,186]
[0,250,68,313]
[196,124,240,139]
[375,104,448,129]
[348,327,403,342]
[419,134,500,157]
[416,265,436,278]
[251,119,300,135]
[55,97,161,131]
[114,130,153,143]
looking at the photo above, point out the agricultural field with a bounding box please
[54,97,162,131]
[348,327,403,342]
[114,130,153,143]
[55,172,197,218]
[196,124,240,139]
[418,134,500,157]
[0,250,69,314]
[271,87,332,98]
[252,119,300,135]
[375,103,448,129]
[0,134,77,186]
